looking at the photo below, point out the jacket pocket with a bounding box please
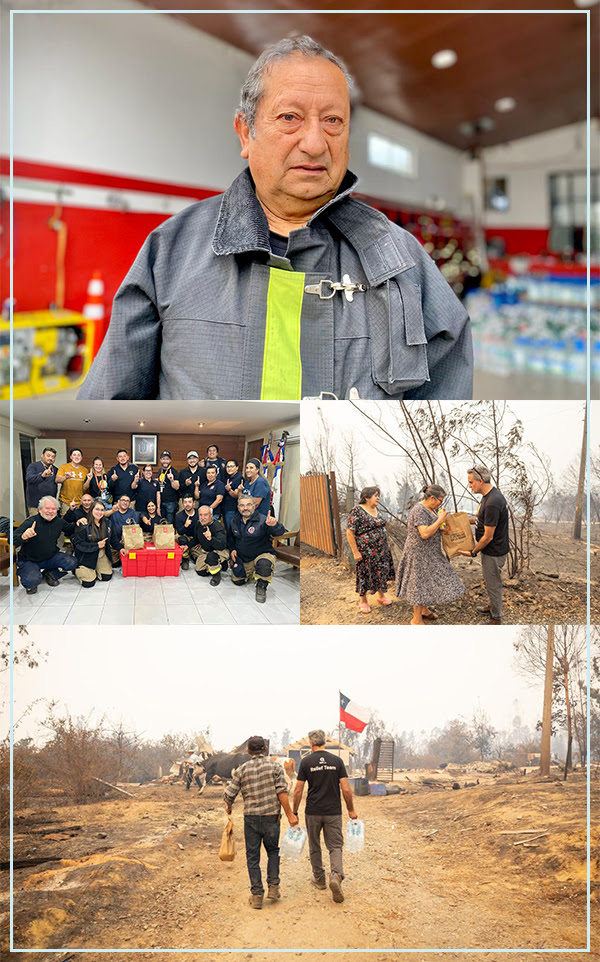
[369,279,430,395]
[160,317,246,399]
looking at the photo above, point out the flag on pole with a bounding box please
[271,434,286,517]
[339,692,371,733]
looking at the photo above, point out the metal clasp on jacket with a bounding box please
[304,274,367,302]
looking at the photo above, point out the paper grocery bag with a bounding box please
[153,524,175,549]
[122,524,144,550]
[441,512,475,559]
[219,818,236,861]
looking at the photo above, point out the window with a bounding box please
[549,170,599,253]
[367,133,416,177]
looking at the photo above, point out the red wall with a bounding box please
[484,227,550,256]
[0,158,220,313]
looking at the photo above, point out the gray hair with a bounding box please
[422,484,446,501]
[308,728,326,747]
[237,35,357,135]
[468,465,492,484]
[238,495,255,508]
[198,504,213,516]
[38,495,60,510]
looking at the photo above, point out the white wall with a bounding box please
[462,120,599,228]
[0,413,43,519]
[4,0,464,211]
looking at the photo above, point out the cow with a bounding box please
[196,738,268,795]
[283,757,296,797]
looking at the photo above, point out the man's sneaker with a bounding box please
[181,557,189,570]
[248,894,263,909]
[255,580,267,604]
[311,876,327,890]
[476,604,492,614]
[329,872,344,903]
[42,570,59,587]
[266,884,281,900]
[209,572,221,587]
[482,615,502,625]
[26,586,38,595]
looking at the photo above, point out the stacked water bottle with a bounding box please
[280,825,307,860]
[345,818,365,853]
[467,273,599,382]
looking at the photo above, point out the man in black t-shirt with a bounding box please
[157,451,180,524]
[292,729,357,903]
[459,465,510,625]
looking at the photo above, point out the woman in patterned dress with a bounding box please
[395,483,465,625]
[346,486,395,614]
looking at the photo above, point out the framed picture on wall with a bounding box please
[131,434,158,465]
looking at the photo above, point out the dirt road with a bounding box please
[3,773,594,957]
[301,524,595,625]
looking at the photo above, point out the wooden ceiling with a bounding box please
[140,1,596,150]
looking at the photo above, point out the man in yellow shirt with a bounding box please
[56,448,88,510]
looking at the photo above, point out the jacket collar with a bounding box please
[212,167,359,257]
[212,167,417,286]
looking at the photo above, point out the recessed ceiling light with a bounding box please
[139,421,145,427]
[198,422,205,428]
[574,0,599,9]
[431,49,457,70]
[478,117,496,131]
[495,97,516,112]
[459,121,475,136]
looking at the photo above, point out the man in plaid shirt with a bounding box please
[224,735,298,909]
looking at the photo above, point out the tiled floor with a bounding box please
[0,562,299,626]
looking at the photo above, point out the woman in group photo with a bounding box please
[72,500,114,588]
[395,483,465,624]
[346,486,395,614]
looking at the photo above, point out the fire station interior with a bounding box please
[1,2,598,401]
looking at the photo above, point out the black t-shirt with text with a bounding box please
[296,750,348,816]
[476,487,509,556]
[158,466,179,504]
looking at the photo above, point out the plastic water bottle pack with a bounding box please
[345,818,365,853]
[280,826,307,861]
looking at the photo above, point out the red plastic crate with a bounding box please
[120,544,184,577]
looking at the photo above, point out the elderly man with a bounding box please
[14,496,77,594]
[458,465,509,625]
[78,36,472,401]
[224,735,298,909]
[228,495,286,603]
[193,505,229,585]
[293,729,358,904]
[25,447,58,516]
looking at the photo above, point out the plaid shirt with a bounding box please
[223,756,288,816]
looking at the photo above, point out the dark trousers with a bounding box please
[17,551,77,589]
[305,813,344,880]
[162,502,177,524]
[243,814,280,895]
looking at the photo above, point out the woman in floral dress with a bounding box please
[346,486,395,614]
[395,483,465,624]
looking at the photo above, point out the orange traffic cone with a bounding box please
[82,270,105,321]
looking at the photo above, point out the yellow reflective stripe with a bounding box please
[260,267,304,400]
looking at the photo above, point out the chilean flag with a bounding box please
[339,692,371,733]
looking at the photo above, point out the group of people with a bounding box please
[224,731,357,908]
[346,466,509,625]
[17,445,287,604]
